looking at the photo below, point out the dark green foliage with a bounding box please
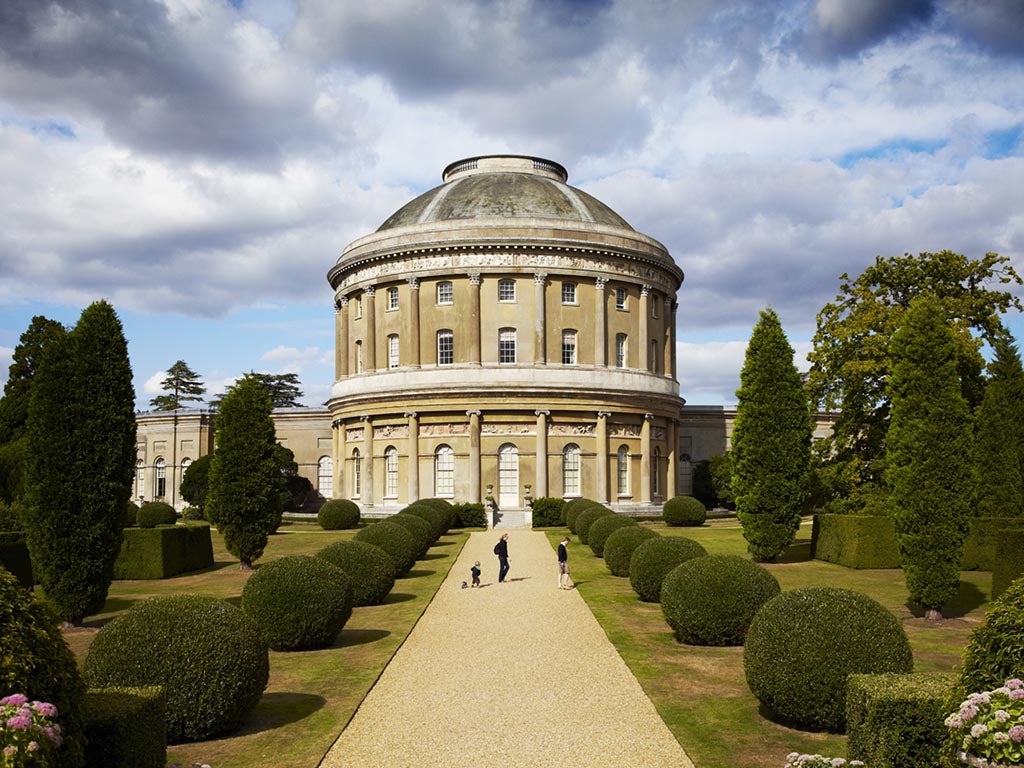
[663,495,707,527]
[530,497,565,527]
[603,526,659,576]
[0,498,25,531]
[113,525,213,580]
[732,308,812,562]
[82,686,167,768]
[744,587,914,732]
[691,460,716,509]
[317,498,361,530]
[419,497,457,529]
[887,295,973,615]
[354,521,418,574]
[971,333,1024,518]
[24,301,135,623]
[960,517,1006,571]
[629,536,708,603]
[148,360,206,411]
[588,514,637,557]
[811,514,901,569]
[179,454,212,512]
[993,530,1024,597]
[124,500,139,528]
[846,673,957,768]
[563,498,597,530]
[709,453,736,509]
[450,502,487,528]
[0,532,33,587]
[0,567,86,767]
[83,594,269,743]
[662,555,781,646]
[959,575,1024,694]
[241,556,353,651]
[389,513,434,558]
[213,371,304,409]
[205,378,285,568]
[316,539,396,606]
[575,505,614,544]
[403,503,448,539]
[136,501,177,528]
[282,472,314,513]
[0,315,65,445]
[0,439,26,505]
[181,505,203,521]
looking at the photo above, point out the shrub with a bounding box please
[811,514,900,568]
[353,521,418,575]
[0,531,33,588]
[316,540,396,606]
[83,594,269,744]
[846,672,957,768]
[389,513,434,558]
[744,587,914,732]
[180,505,203,522]
[663,495,707,527]
[588,514,637,557]
[0,567,86,767]
[960,517,1005,571]
[993,530,1024,598]
[531,497,565,527]
[317,499,361,530]
[113,525,213,580]
[0,498,26,532]
[418,497,457,529]
[576,505,614,544]
[629,536,708,602]
[450,502,487,528]
[603,526,659,576]
[82,686,166,768]
[179,453,211,512]
[123,500,139,528]
[661,555,781,645]
[241,556,353,651]
[136,501,177,528]
[565,498,599,532]
[403,503,448,540]
[959,574,1024,695]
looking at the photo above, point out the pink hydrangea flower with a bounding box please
[1004,679,1023,690]
[1010,724,1024,743]
[1,694,27,707]
[31,701,57,718]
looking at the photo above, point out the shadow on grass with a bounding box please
[401,569,436,579]
[335,628,390,647]
[776,540,813,564]
[756,702,831,733]
[241,693,326,734]
[379,592,416,604]
[430,540,456,547]
[905,579,987,619]
[97,596,140,615]
[420,552,447,561]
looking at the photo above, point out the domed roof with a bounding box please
[377,155,633,232]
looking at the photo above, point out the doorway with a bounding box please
[498,443,519,508]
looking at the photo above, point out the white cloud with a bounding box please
[142,370,167,396]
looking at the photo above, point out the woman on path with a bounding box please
[494,533,510,582]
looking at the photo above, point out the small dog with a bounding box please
[461,581,468,589]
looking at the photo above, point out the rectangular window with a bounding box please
[355,340,363,373]
[499,328,516,364]
[561,282,577,304]
[650,340,659,372]
[437,281,453,305]
[354,296,362,318]
[615,334,627,368]
[437,330,453,365]
[388,334,399,369]
[387,286,399,311]
[562,330,577,365]
[498,279,516,302]
[615,287,627,310]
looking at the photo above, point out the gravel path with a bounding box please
[320,530,695,768]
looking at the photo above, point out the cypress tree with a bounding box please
[24,301,136,623]
[732,308,812,561]
[971,331,1024,518]
[205,377,284,569]
[887,295,972,620]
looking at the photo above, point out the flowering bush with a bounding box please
[946,678,1024,765]
[1,694,62,768]
[784,754,864,768]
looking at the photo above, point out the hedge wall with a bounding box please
[113,524,214,580]
[0,531,32,588]
[961,517,1011,571]
[993,529,1024,598]
[811,514,900,569]
[846,672,957,768]
[83,686,167,768]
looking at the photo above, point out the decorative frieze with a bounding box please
[421,423,470,436]
[480,423,534,435]
[609,424,641,438]
[374,424,409,440]
[550,423,595,436]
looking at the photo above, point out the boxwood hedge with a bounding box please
[316,539,396,606]
[353,521,418,575]
[317,499,361,530]
[587,514,638,557]
[576,506,614,545]
[629,536,708,602]
[662,495,707,527]
[603,526,659,576]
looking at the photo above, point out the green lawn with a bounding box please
[545,519,990,768]
[64,523,470,768]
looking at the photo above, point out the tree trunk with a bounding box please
[924,607,943,621]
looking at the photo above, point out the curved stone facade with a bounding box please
[326,155,685,514]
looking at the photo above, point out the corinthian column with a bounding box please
[640,413,653,504]
[594,278,608,367]
[534,273,547,364]
[535,410,549,497]
[406,411,419,502]
[639,285,650,372]
[407,278,421,368]
[667,419,678,498]
[364,286,377,372]
[335,296,349,379]
[468,410,481,502]
[596,411,610,504]
[362,415,374,507]
[333,420,344,499]
[468,273,482,365]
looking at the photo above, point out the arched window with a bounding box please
[318,455,333,498]
[561,330,577,365]
[562,444,581,497]
[498,278,516,302]
[355,340,363,373]
[135,459,145,500]
[385,446,398,497]
[352,448,361,497]
[650,340,659,373]
[615,334,627,368]
[435,445,454,497]
[388,334,400,369]
[616,445,630,497]
[437,329,453,365]
[154,457,167,499]
[652,447,661,497]
[499,328,516,364]
[179,457,192,500]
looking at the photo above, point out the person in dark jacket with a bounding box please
[557,536,572,589]
[494,533,510,582]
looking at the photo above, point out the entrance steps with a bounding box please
[492,508,529,529]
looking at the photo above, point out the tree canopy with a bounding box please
[211,371,304,410]
[149,360,206,411]
[0,315,66,444]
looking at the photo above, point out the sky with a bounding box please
[1,0,1022,409]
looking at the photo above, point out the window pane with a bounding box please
[155,458,166,499]
[318,455,333,497]
[499,328,516,364]
[615,334,627,368]
[385,447,398,497]
[562,330,577,365]
[498,279,515,302]
[435,445,454,496]
[616,287,627,310]
[352,449,361,497]
[388,334,399,369]
[437,281,453,305]
[561,282,577,304]
[617,447,629,495]
[437,330,453,365]
[562,444,580,496]
[387,287,399,311]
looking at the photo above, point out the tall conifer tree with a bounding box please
[887,295,972,619]
[24,301,136,623]
[732,308,812,561]
[149,360,206,411]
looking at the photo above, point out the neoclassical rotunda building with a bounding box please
[326,155,685,517]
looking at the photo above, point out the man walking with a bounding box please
[557,536,572,589]
[494,533,510,583]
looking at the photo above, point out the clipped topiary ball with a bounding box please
[317,499,361,530]
[661,555,780,646]
[418,498,457,529]
[0,567,86,767]
[565,499,600,532]
[630,536,708,602]
[403,503,448,540]
[663,495,707,527]
[84,594,269,744]
[354,521,418,575]
[241,555,353,651]
[389,513,434,558]
[960,575,1024,695]
[588,514,638,557]
[317,540,396,606]
[604,526,659,576]
[136,501,177,528]
[576,506,615,545]
[123,500,139,528]
[744,587,913,732]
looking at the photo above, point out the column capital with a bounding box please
[336,295,349,310]
[534,272,547,285]
[597,410,612,419]
[364,285,376,296]
[407,277,420,290]
[663,295,673,307]
[360,415,372,423]
[404,411,418,419]
[466,409,482,418]
[644,413,655,422]
[640,284,651,297]
[595,277,608,290]
[534,409,550,417]
[467,272,482,286]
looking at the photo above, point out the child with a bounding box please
[470,561,481,587]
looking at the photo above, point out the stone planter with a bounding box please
[959,751,1022,768]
